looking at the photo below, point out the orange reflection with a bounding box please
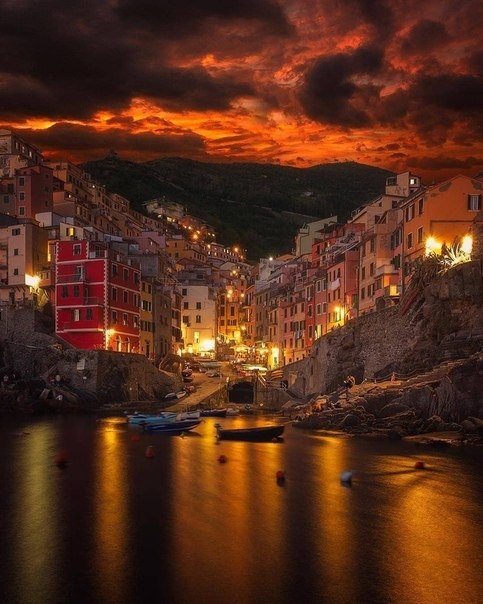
[11,424,59,602]
[93,426,129,603]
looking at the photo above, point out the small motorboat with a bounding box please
[215,423,286,442]
[144,419,202,434]
[126,412,178,425]
[200,408,228,417]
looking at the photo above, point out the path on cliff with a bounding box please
[165,363,230,412]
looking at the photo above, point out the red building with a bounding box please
[55,240,141,351]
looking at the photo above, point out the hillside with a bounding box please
[82,155,394,261]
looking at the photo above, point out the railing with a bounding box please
[56,273,86,283]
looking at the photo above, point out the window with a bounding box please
[468,194,482,211]
[196,302,202,309]
[73,244,81,255]
[370,238,375,253]
[112,287,117,301]
[405,204,415,222]
[18,177,25,187]
[183,302,189,309]
[123,314,128,326]
[19,192,25,201]
[182,288,187,296]
[417,227,424,244]
[86,308,93,320]
[112,311,117,323]
[13,268,18,275]
[123,291,128,304]
[62,286,68,298]
[361,267,366,280]
[407,233,413,249]
[195,315,202,323]
[370,263,375,276]
[12,228,20,236]
[18,207,25,215]
[123,268,129,280]
[418,198,424,215]
[182,315,189,324]
[72,309,80,322]
[73,285,80,297]
[361,287,365,300]
[112,264,118,277]
[316,304,321,315]
[13,248,18,256]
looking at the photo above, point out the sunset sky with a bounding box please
[1,0,482,181]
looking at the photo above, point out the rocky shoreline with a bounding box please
[289,355,483,447]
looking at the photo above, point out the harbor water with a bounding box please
[0,414,481,604]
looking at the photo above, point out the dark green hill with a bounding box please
[82,155,393,261]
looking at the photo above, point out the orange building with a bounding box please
[400,174,482,268]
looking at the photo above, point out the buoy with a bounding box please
[340,470,353,484]
[145,445,155,458]
[218,454,227,464]
[55,451,68,468]
[414,460,425,470]
[276,470,285,483]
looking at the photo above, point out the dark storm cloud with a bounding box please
[411,73,483,114]
[298,45,385,126]
[130,67,255,111]
[0,0,269,120]
[399,20,451,56]
[18,123,207,156]
[116,0,294,36]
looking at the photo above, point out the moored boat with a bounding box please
[144,419,202,434]
[200,408,228,417]
[215,423,286,442]
[126,412,178,425]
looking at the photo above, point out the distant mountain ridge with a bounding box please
[82,155,394,261]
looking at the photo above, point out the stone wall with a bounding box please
[282,259,483,400]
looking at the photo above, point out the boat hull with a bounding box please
[201,408,228,417]
[127,412,178,425]
[145,419,202,434]
[216,424,285,442]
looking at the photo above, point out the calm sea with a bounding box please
[0,414,481,604]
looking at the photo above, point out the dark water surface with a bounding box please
[0,414,481,604]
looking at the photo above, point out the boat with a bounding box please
[126,412,178,425]
[163,390,188,401]
[225,405,240,416]
[215,423,286,442]
[200,408,228,417]
[144,419,202,434]
[177,410,201,420]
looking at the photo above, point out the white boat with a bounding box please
[176,406,201,420]
[126,412,178,425]
[226,405,240,416]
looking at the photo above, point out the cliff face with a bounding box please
[284,259,483,421]
[0,307,181,410]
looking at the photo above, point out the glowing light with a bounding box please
[425,237,442,256]
[201,338,215,351]
[25,274,40,288]
[461,235,473,255]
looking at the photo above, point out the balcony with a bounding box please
[376,263,398,277]
[57,273,86,283]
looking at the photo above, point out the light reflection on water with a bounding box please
[0,415,481,604]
